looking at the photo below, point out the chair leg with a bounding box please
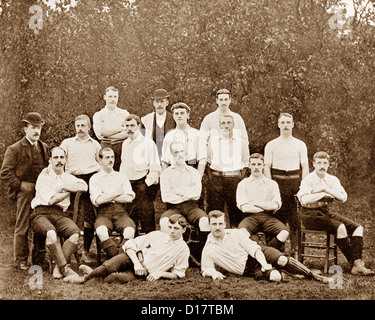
[96,235,101,264]
[324,232,330,274]
[334,235,338,266]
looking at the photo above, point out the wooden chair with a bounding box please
[29,191,83,272]
[295,195,338,274]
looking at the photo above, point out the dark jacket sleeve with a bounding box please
[0,143,22,192]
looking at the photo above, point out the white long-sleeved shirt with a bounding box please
[201,229,261,277]
[124,231,190,278]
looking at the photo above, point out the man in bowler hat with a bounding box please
[1,112,49,270]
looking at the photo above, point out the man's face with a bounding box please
[51,148,66,173]
[278,115,294,132]
[249,158,264,177]
[75,119,90,138]
[219,116,234,136]
[125,119,140,138]
[171,143,186,165]
[209,215,226,239]
[313,157,330,177]
[24,124,42,143]
[153,98,169,115]
[100,150,115,171]
[216,93,231,111]
[168,221,185,241]
[172,108,189,126]
[103,90,119,109]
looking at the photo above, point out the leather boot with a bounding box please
[101,238,119,259]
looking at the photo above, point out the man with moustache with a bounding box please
[200,89,248,151]
[93,86,130,171]
[30,147,88,279]
[201,210,329,283]
[236,153,289,251]
[205,114,249,228]
[120,114,161,234]
[90,147,136,260]
[1,112,49,270]
[159,141,210,262]
[60,114,101,264]
[141,89,176,159]
[161,103,206,177]
[297,151,374,276]
[264,113,309,257]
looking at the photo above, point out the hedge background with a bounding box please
[1,0,374,198]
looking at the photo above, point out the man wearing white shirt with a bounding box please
[93,86,130,171]
[236,153,289,251]
[161,102,206,177]
[64,214,189,284]
[201,210,329,283]
[120,114,162,233]
[297,151,374,276]
[90,147,136,260]
[199,88,249,150]
[205,114,249,227]
[264,113,309,256]
[141,89,176,159]
[30,147,87,279]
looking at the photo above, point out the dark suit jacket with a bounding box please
[0,136,49,199]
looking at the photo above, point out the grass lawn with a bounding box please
[0,192,374,301]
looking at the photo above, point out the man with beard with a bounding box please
[1,112,49,270]
[236,153,289,251]
[297,151,374,276]
[60,114,101,264]
[93,86,129,171]
[30,147,87,279]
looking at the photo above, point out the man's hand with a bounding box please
[133,262,146,276]
[211,271,226,280]
[261,263,273,272]
[146,271,163,282]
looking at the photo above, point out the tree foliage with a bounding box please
[1,0,374,191]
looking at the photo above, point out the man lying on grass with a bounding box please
[64,214,190,283]
[201,210,330,283]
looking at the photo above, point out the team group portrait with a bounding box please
[0,0,374,302]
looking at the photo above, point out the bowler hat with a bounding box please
[22,112,45,126]
[152,89,170,100]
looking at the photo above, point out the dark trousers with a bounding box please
[129,178,155,233]
[207,174,242,228]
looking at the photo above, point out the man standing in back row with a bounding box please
[264,113,309,257]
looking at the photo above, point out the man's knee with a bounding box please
[198,217,210,232]
[159,217,170,233]
[46,230,57,245]
[276,229,289,243]
[68,233,79,244]
[337,224,348,239]
[277,255,288,267]
[96,225,109,241]
[352,225,363,237]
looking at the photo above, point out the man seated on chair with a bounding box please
[297,151,374,276]
[30,147,88,279]
[236,153,289,251]
[64,214,190,284]
[201,210,329,283]
[89,147,136,260]
[159,141,210,262]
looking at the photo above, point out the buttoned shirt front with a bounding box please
[124,231,189,278]
[93,106,130,141]
[89,169,135,206]
[60,136,101,175]
[201,229,261,277]
[31,166,87,211]
[264,136,308,171]
[236,174,281,213]
[207,134,249,172]
[120,133,161,186]
[160,164,202,204]
[161,125,206,165]
[297,171,347,208]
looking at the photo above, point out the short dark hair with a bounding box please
[208,210,225,222]
[169,214,187,228]
[216,88,231,98]
[313,151,330,161]
[98,147,114,159]
[125,114,141,126]
[249,153,264,162]
[278,113,293,121]
[105,86,118,93]
[75,114,91,128]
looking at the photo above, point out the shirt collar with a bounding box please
[25,137,37,146]
[170,163,191,172]
[206,230,230,245]
[248,174,267,183]
[313,170,328,182]
[74,135,94,143]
